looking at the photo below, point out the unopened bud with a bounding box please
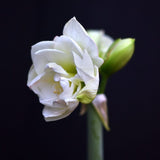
[101,38,135,76]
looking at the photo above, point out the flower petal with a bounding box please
[76,79,98,104]
[72,50,94,77]
[59,78,75,99]
[28,71,59,106]
[42,99,79,121]
[76,67,93,83]
[31,41,55,56]
[76,66,99,104]
[54,35,83,57]
[88,30,114,59]
[99,33,113,53]
[92,57,104,68]
[45,63,69,79]
[87,30,113,52]
[99,33,113,58]
[27,65,37,87]
[32,49,75,74]
[63,17,98,58]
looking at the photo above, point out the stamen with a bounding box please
[53,82,63,94]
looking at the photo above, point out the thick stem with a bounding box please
[87,74,108,160]
[87,104,103,160]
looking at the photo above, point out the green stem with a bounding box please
[87,74,108,160]
[87,104,103,160]
[98,74,108,94]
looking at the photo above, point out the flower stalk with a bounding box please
[87,74,108,160]
[87,104,103,160]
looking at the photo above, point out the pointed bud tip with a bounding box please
[92,94,110,131]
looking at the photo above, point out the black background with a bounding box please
[1,0,159,160]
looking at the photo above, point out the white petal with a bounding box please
[32,49,75,74]
[65,99,79,110]
[54,35,83,57]
[28,72,44,89]
[28,71,59,106]
[76,66,99,103]
[72,50,94,77]
[59,79,74,99]
[100,34,114,53]
[63,17,98,58]
[42,99,79,121]
[40,98,57,107]
[69,74,82,85]
[27,65,37,87]
[72,82,82,97]
[76,67,93,83]
[87,30,113,53]
[45,63,73,83]
[76,78,98,103]
[73,62,99,85]
[31,41,55,56]
[45,63,69,77]
[80,71,99,96]
[87,30,104,45]
[92,57,104,68]
[42,101,67,120]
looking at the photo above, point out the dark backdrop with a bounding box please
[1,0,159,160]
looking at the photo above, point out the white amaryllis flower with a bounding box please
[27,17,104,121]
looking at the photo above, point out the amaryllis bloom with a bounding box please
[27,17,104,121]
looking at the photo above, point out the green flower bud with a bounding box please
[101,38,135,76]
